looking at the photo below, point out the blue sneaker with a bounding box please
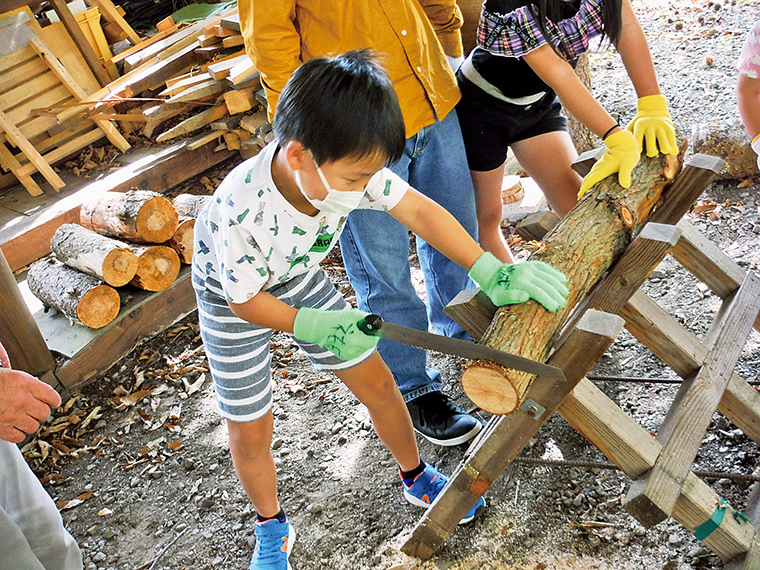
[250,517,295,570]
[402,463,486,524]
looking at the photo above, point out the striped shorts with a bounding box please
[192,267,375,423]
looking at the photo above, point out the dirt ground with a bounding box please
[20,1,760,569]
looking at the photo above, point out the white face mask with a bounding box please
[294,158,364,215]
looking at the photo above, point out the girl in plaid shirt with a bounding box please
[455,0,678,263]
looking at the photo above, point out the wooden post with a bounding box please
[401,309,625,559]
[0,248,56,377]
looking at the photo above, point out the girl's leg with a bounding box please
[227,412,280,518]
[470,163,516,264]
[335,353,420,471]
[510,130,582,218]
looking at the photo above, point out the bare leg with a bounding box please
[227,411,281,518]
[510,130,582,218]
[336,352,420,471]
[470,163,516,264]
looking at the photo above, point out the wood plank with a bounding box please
[0,70,60,111]
[223,86,257,114]
[159,72,212,97]
[37,20,101,96]
[16,128,104,178]
[155,103,228,142]
[48,0,111,87]
[402,310,625,560]
[621,290,760,449]
[0,43,35,71]
[220,13,240,32]
[109,24,179,65]
[0,110,64,190]
[0,136,235,271]
[187,130,223,150]
[0,57,48,94]
[207,53,249,80]
[85,0,141,45]
[222,34,244,49]
[166,79,225,103]
[561,379,756,562]
[0,248,56,377]
[624,273,760,526]
[28,37,130,153]
[0,140,43,196]
[5,84,71,127]
[56,268,196,389]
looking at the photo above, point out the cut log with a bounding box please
[460,136,687,415]
[129,244,180,291]
[27,258,120,329]
[50,223,138,286]
[164,194,211,264]
[80,189,179,244]
[692,119,758,180]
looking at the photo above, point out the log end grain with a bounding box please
[77,285,121,329]
[131,245,181,291]
[136,196,180,243]
[166,218,195,264]
[461,360,519,415]
[102,248,139,287]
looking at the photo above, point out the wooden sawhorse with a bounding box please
[402,154,760,569]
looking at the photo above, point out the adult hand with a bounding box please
[0,366,61,443]
[579,130,640,198]
[293,307,378,361]
[625,94,678,158]
[468,252,569,312]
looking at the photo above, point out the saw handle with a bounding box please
[357,314,383,336]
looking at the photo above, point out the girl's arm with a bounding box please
[615,0,660,99]
[738,73,760,141]
[228,291,298,332]
[388,188,484,271]
[522,45,619,138]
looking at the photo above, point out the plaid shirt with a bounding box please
[477,0,605,62]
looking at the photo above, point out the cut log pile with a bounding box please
[27,191,207,329]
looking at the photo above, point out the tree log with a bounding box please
[129,245,181,291]
[165,195,211,264]
[27,258,120,329]
[461,136,687,415]
[80,190,179,244]
[51,223,139,287]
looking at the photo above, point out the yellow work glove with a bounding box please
[578,130,640,198]
[625,94,678,158]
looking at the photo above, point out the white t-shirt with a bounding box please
[193,141,409,303]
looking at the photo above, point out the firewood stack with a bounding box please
[27,190,209,329]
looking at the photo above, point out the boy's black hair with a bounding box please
[528,0,623,56]
[274,49,406,167]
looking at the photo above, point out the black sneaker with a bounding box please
[406,392,482,446]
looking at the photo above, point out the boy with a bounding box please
[192,50,569,569]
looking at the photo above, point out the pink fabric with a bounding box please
[737,20,760,79]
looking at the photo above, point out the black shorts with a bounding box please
[455,73,568,172]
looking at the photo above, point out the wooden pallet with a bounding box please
[401,153,760,569]
[0,20,129,196]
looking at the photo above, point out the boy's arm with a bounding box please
[388,188,483,270]
[239,0,301,121]
[417,0,465,58]
[228,291,299,333]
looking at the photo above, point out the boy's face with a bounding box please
[301,151,387,200]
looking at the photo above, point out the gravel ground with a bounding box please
[19,2,760,569]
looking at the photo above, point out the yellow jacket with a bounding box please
[239,0,464,139]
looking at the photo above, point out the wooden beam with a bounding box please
[47,0,111,87]
[0,110,65,191]
[155,103,228,142]
[624,273,760,526]
[0,140,43,196]
[0,248,56,377]
[401,309,625,560]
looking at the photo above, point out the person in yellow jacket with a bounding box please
[240,0,484,447]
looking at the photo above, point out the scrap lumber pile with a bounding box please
[0,3,272,197]
[27,190,208,329]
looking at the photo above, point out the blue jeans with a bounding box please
[338,110,478,402]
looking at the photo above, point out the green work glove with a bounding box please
[293,307,378,361]
[625,94,678,158]
[468,252,569,312]
[578,130,640,198]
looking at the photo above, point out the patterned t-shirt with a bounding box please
[737,20,760,79]
[193,141,409,303]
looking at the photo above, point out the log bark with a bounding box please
[27,258,120,329]
[80,190,179,244]
[51,223,139,287]
[165,195,211,264]
[129,245,181,291]
[461,136,687,415]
